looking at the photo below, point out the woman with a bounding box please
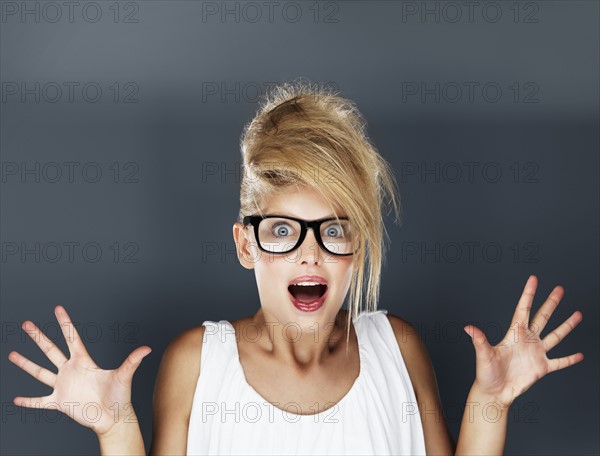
[9,80,584,455]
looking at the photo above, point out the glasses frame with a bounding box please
[242,214,356,257]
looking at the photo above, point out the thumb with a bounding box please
[464,325,493,359]
[116,346,152,387]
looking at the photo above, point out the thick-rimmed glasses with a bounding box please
[242,214,356,256]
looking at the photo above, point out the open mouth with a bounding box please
[288,284,328,303]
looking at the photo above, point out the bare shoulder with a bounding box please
[385,313,415,342]
[385,313,456,455]
[158,324,206,401]
[385,314,427,367]
[162,324,206,368]
[385,313,436,396]
[148,324,206,455]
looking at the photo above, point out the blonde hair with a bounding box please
[238,78,402,342]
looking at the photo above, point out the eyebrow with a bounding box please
[261,211,345,219]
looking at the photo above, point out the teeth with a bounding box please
[293,282,325,286]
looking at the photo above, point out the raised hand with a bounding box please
[463,275,584,409]
[8,305,152,437]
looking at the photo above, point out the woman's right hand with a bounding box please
[8,305,152,438]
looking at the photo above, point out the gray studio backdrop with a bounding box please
[1,1,598,455]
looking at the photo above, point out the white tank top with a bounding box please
[186,310,427,455]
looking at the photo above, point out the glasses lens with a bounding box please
[257,217,355,255]
[258,217,302,253]
[320,219,354,255]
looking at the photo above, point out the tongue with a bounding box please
[289,285,326,303]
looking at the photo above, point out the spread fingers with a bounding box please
[8,351,56,388]
[21,321,68,369]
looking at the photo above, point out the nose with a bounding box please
[296,227,323,264]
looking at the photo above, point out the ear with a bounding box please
[233,222,258,270]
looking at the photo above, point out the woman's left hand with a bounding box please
[464,275,584,409]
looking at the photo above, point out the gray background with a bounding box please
[1,1,598,454]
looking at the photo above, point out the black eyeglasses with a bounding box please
[242,214,357,256]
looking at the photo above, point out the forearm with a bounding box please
[97,416,146,456]
[455,383,509,456]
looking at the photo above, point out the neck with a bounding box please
[250,308,351,370]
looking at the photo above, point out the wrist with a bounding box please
[97,416,145,456]
[470,381,513,411]
[96,414,139,440]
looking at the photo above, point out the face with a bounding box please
[233,185,355,335]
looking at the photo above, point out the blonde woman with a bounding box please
[9,80,584,455]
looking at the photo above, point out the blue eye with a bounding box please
[327,227,338,236]
[272,223,293,237]
[324,224,343,237]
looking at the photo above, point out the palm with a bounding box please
[50,356,133,433]
[464,275,584,409]
[8,306,152,436]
